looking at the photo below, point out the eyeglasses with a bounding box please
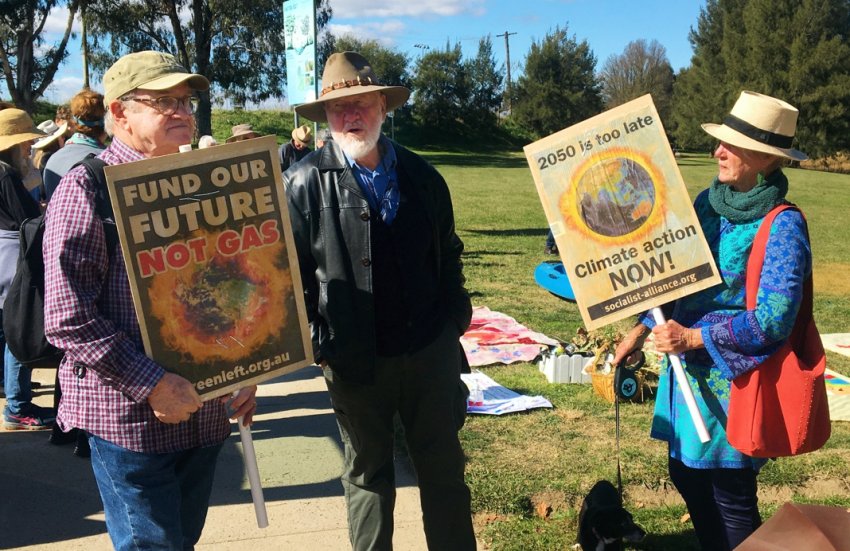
[127,95,199,116]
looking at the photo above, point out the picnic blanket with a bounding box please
[822,333,850,358]
[461,306,557,367]
[826,368,850,422]
[462,370,553,415]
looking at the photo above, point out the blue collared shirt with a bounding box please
[344,135,400,224]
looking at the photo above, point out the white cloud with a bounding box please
[44,6,82,35]
[329,20,407,47]
[332,0,485,19]
[44,75,90,104]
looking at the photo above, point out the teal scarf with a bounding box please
[708,169,788,223]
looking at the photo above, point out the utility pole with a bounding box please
[496,31,516,113]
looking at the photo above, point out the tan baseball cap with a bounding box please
[103,51,210,104]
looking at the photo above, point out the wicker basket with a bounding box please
[591,372,616,402]
[591,370,646,403]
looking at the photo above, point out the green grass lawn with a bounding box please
[421,150,850,550]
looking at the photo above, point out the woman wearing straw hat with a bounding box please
[614,91,814,550]
[0,109,55,430]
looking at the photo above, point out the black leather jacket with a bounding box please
[284,139,471,382]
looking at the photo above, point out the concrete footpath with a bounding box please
[0,365,468,550]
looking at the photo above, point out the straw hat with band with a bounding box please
[32,119,68,150]
[292,124,313,146]
[0,109,46,151]
[226,124,259,143]
[103,51,209,105]
[701,91,807,161]
[294,51,410,123]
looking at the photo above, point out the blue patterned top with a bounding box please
[640,190,811,469]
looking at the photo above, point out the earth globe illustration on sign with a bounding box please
[575,157,656,237]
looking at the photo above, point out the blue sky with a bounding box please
[37,0,705,104]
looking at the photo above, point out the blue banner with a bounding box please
[283,0,317,107]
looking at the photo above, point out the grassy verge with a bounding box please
[423,150,850,550]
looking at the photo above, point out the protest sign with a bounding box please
[104,136,313,400]
[524,95,721,331]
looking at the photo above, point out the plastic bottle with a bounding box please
[468,380,484,406]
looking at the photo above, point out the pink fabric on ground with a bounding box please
[461,306,557,366]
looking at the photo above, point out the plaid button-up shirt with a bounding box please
[43,138,230,453]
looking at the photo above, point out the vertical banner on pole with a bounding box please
[283,0,317,107]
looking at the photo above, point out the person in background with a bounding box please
[54,104,75,140]
[316,128,333,149]
[41,88,109,455]
[612,91,812,551]
[31,119,67,171]
[544,229,558,255]
[225,123,259,143]
[43,51,257,550]
[278,124,313,170]
[286,51,476,550]
[0,109,53,430]
[198,134,218,148]
[43,89,108,201]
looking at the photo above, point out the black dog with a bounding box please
[578,480,646,551]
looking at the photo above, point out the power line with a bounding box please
[496,31,517,112]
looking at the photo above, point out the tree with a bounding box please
[465,35,503,127]
[0,0,78,113]
[411,42,469,129]
[333,36,411,91]
[84,0,333,135]
[599,39,674,124]
[672,0,850,157]
[511,25,602,138]
[670,0,744,151]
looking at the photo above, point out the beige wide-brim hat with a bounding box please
[226,124,259,143]
[32,119,68,150]
[103,51,210,105]
[0,109,46,151]
[292,124,313,145]
[701,91,807,161]
[295,51,410,123]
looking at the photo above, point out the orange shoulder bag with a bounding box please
[725,204,831,458]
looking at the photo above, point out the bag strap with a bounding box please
[745,203,813,336]
[72,155,119,255]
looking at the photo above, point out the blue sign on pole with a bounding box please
[283,0,317,107]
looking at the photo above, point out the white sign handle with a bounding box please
[231,391,268,528]
[176,145,268,527]
[650,308,711,443]
[238,415,269,528]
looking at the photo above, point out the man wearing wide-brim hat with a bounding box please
[612,90,814,550]
[225,123,259,143]
[278,123,313,171]
[42,50,257,551]
[286,51,477,550]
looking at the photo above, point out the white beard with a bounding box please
[333,125,381,162]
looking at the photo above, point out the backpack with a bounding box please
[3,155,118,365]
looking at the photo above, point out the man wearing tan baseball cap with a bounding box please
[43,51,257,550]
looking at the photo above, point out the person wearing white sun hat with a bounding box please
[613,91,814,550]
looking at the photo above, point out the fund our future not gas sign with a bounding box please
[524,95,721,331]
